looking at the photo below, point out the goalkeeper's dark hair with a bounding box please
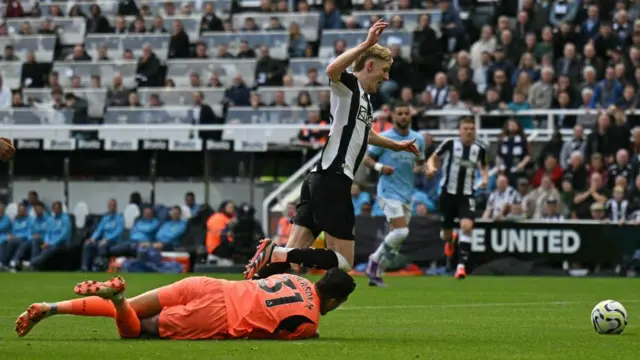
[316,268,356,300]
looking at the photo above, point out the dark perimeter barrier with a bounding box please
[354,216,640,273]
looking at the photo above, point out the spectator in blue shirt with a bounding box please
[7,204,31,270]
[23,202,49,262]
[372,198,384,217]
[351,184,372,216]
[81,199,125,271]
[184,191,199,217]
[110,207,160,258]
[153,206,187,251]
[0,203,13,268]
[29,201,72,270]
[590,67,623,108]
[412,190,435,214]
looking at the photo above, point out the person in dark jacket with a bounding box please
[224,74,251,106]
[21,51,46,88]
[136,44,163,87]
[169,20,191,59]
[191,91,223,140]
[254,46,285,87]
[229,203,265,262]
[200,3,223,32]
[65,93,92,139]
[87,4,112,34]
[117,0,140,16]
[585,113,617,162]
[411,14,442,89]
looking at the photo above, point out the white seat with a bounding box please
[73,202,90,229]
[180,205,192,220]
[6,202,18,220]
[123,204,141,229]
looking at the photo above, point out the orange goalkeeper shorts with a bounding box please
[156,276,229,340]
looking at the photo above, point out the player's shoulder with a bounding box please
[437,137,456,148]
[331,71,358,92]
[474,139,488,150]
[409,129,423,141]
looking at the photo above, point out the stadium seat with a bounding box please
[72,202,90,229]
[6,202,18,220]
[123,204,141,229]
[180,205,192,220]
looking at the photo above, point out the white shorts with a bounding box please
[378,197,412,224]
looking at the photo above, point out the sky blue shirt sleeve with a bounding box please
[368,144,384,158]
[46,215,72,246]
[91,217,106,240]
[104,214,125,243]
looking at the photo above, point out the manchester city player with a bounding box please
[363,103,425,287]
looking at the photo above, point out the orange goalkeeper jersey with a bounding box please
[222,274,321,340]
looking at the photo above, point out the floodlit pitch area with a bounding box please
[1,274,638,360]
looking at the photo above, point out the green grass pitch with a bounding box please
[0,273,638,360]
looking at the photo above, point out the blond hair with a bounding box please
[353,44,392,72]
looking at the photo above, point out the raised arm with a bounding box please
[368,130,418,154]
[326,20,388,82]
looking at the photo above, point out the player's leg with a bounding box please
[439,193,456,257]
[366,198,410,287]
[9,240,31,270]
[146,278,228,340]
[80,240,98,272]
[0,240,9,268]
[73,277,141,338]
[14,278,125,337]
[244,175,320,279]
[454,197,476,280]
[270,172,354,272]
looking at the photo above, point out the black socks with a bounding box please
[286,248,339,270]
[458,241,471,266]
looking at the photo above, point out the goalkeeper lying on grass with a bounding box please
[15,269,355,340]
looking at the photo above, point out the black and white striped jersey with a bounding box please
[486,186,517,218]
[606,199,629,221]
[312,71,372,180]
[435,138,488,196]
[540,214,565,221]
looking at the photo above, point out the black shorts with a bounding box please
[439,193,476,230]
[293,171,355,240]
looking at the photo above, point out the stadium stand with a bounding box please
[1,0,640,275]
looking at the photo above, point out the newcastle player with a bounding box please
[426,118,488,279]
[244,20,419,280]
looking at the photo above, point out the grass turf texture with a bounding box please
[0,274,638,360]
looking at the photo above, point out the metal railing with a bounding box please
[1,107,613,143]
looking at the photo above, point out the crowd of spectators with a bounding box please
[1,0,638,133]
[5,0,640,267]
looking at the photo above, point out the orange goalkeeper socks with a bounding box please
[54,297,115,317]
[112,297,141,338]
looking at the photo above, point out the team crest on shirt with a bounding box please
[356,105,372,126]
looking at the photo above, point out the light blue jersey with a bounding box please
[368,128,425,205]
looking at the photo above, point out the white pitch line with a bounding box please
[338,299,640,311]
